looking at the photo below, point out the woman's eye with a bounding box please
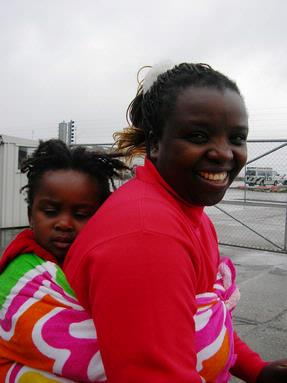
[185,133,208,143]
[230,135,247,145]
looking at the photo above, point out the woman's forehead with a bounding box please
[160,86,248,137]
[172,86,247,117]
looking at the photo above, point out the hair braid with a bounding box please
[114,62,242,161]
[21,139,130,209]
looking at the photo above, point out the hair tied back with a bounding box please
[142,60,175,94]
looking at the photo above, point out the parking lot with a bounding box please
[226,245,287,382]
[207,186,287,253]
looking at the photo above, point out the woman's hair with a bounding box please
[21,139,130,209]
[114,62,242,160]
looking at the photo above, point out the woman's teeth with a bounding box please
[199,171,228,181]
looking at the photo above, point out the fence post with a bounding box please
[284,204,287,251]
[244,165,247,203]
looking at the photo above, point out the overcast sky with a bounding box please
[1,0,287,144]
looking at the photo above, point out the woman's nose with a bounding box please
[206,140,234,162]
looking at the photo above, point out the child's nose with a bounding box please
[54,215,74,231]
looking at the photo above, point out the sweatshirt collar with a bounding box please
[0,228,59,273]
[136,158,204,227]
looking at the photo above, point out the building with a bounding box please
[58,120,76,145]
[58,121,68,143]
[67,120,76,145]
[0,135,38,228]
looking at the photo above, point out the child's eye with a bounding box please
[74,211,94,220]
[43,209,58,217]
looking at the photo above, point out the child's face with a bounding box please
[150,86,248,206]
[29,169,102,263]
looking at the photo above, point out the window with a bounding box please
[266,171,272,177]
[18,146,35,169]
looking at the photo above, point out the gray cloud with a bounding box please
[1,0,287,142]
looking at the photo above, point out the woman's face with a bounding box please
[150,86,248,206]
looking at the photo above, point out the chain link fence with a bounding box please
[206,140,287,253]
[1,140,287,255]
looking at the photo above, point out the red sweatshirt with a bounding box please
[0,229,58,272]
[64,159,266,383]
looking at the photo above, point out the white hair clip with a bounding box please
[142,60,175,94]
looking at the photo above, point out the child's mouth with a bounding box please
[54,241,71,248]
[53,236,73,249]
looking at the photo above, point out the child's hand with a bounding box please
[257,360,287,383]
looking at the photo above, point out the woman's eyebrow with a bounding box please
[232,125,249,131]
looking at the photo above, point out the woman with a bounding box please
[64,62,287,383]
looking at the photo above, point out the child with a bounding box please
[0,139,128,382]
[64,63,287,383]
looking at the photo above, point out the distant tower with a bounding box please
[58,120,76,145]
[58,121,68,143]
[68,120,76,145]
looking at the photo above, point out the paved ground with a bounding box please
[222,245,287,382]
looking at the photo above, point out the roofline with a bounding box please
[0,134,39,146]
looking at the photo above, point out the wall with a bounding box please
[0,135,38,228]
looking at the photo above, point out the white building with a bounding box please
[58,121,68,143]
[58,120,76,145]
[0,135,38,228]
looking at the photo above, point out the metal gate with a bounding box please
[206,140,287,253]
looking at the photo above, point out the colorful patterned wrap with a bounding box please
[194,256,240,383]
[0,253,106,383]
[0,253,239,383]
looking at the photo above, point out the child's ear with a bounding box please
[148,131,159,161]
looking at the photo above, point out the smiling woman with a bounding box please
[63,62,287,383]
[149,86,248,206]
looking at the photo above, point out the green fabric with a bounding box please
[0,253,75,309]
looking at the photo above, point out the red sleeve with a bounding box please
[231,332,268,383]
[84,231,202,383]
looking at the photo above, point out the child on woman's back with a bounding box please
[0,139,128,382]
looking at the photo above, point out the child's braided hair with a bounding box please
[21,139,130,210]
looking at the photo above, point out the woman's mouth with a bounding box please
[198,171,228,184]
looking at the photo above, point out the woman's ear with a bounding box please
[148,131,159,161]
